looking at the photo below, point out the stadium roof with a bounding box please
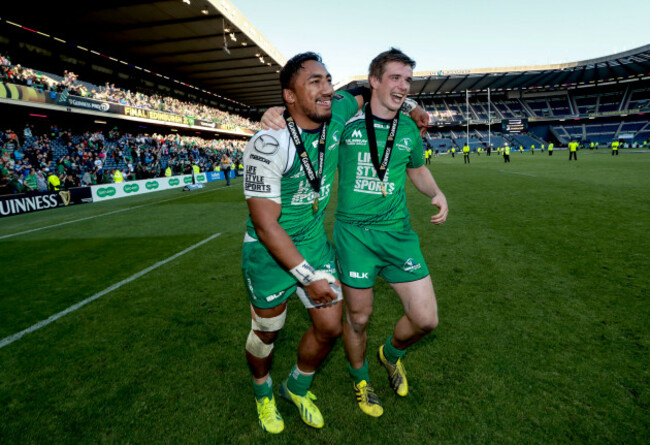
[335,44,650,97]
[1,0,286,109]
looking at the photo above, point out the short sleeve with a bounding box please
[243,131,287,204]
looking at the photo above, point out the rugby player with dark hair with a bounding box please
[334,48,448,417]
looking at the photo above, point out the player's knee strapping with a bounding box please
[245,307,287,358]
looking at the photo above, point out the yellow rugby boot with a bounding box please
[353,380,383,417]
[279,382,324,429]
[255,395,284,434]
[379,345,408,397]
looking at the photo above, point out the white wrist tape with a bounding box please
[401,97,418,114]
[289,260,337,286]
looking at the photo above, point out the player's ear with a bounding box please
[369,75,380,90]
[283,89,296,105]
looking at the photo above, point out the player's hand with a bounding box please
[260,106,286,131]
[409,106,430,137]
[305,277,341,306]
[430,192,448,225]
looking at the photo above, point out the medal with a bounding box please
[312,193,319,212]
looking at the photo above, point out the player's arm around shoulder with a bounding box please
[400,98,430,136]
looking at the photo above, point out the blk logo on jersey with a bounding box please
[350,271,369,279]
[266,290,286,302]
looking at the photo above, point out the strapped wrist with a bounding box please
[401,98,418,114]
[289,260,317,286]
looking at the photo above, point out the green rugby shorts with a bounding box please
[242,232,340,309]
[334,221,429,288]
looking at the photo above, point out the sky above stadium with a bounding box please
[233,0,650,84]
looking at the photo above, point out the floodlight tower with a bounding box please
[466,90,469,148]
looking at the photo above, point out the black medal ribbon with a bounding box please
[364,102,399,196]
[284,110,327,211]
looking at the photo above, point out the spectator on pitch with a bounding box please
[220,153,232,186]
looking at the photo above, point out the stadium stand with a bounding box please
[340,44,650,153]
[0,123,246,195]
[1,54,260,131]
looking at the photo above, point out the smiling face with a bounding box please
[369,61,413,119]
[283,60,334,129]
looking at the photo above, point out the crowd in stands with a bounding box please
[0,53,260,131]
[0,123,247,195]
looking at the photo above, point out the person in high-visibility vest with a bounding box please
[113,169,123,183]
[47,170,61,191]
[192,164,200,175]
[451,147,455,158]
[548,143,554,156]
[503,143,511,163]
[541,143,545,152]
[530,144,535,155]
[590,141,594,150]
[424,147,431,165]
[569,140,578,161]
[611,140,619,156]
[165,166,172,177]
[519,145,524,153]
[463,144,470,164]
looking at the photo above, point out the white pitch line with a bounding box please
[0,232,221,349]
[0,186,223,241]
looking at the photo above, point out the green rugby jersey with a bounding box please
[336,105,424,231]
[243,90,358,245]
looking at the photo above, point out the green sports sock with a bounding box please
[383,335,406,364]
[253,375,273,401]
[348,359,370,384]
[286,365,314,397]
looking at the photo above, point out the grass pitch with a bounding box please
[1,149,648,444]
